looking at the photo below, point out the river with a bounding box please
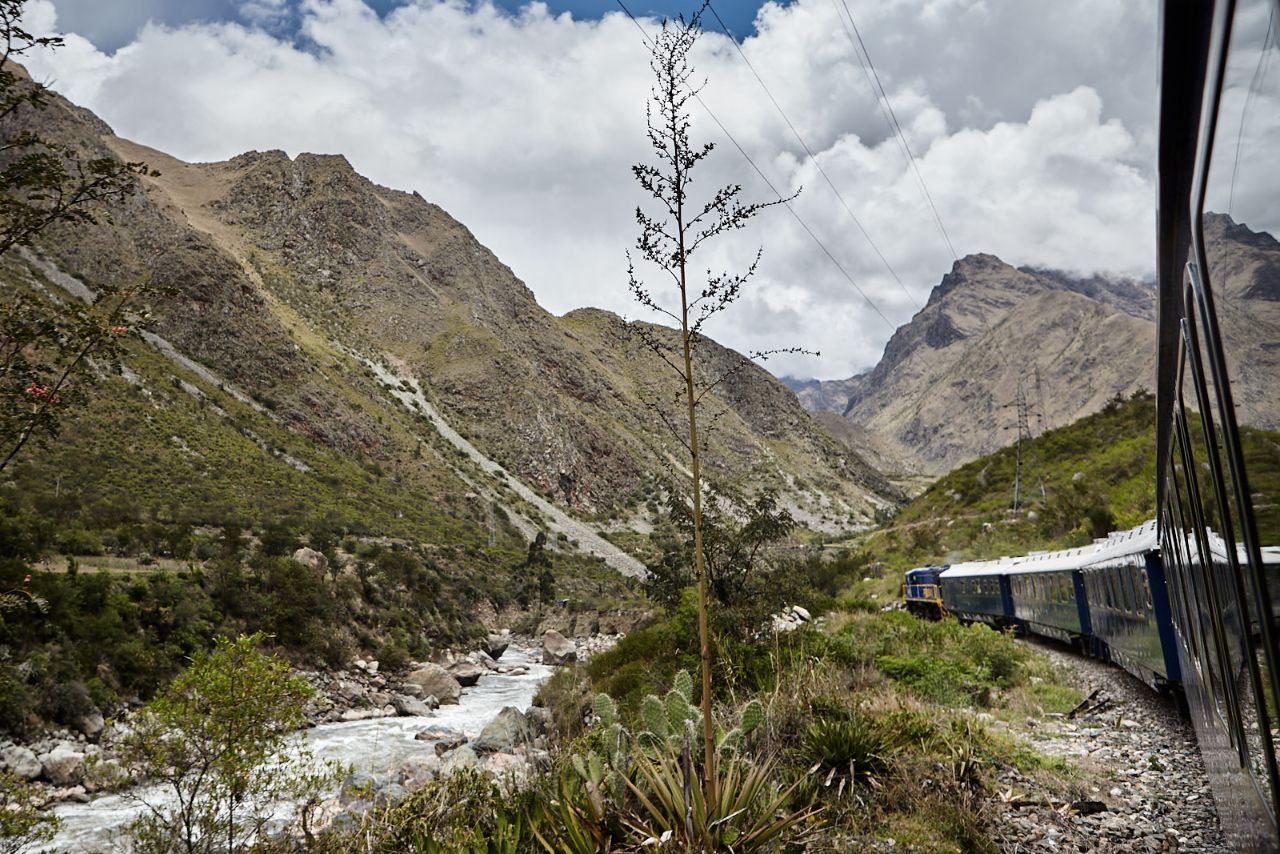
[39,648,553,852]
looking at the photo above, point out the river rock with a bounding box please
[292,547,329,572]
[42,746,86,786]
[542,630,577,665]
[484,634,510,661]
[390,695,434,717]
[441,745,478,773]
[400,754,441,793]
[1,745,41,780]
[525,705,552,737]
[469,650,498,671]
[485,751,531,783]
[449,662,484,687]
[472,707,533,754]
[405,664,462,705]
[75,709,105,741]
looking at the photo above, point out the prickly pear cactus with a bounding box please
[672,669,693,701]
[739,698,763,736]
[641,694,670,740]
[593,692,617,728]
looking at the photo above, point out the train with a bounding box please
[902,1,1280,847]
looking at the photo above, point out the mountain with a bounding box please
[792,219,1279,476]
[1,74,897,575]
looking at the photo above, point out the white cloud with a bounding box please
[22,0,1159,379]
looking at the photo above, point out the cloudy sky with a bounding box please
[22,0,1158,380]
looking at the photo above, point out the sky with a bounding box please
[22,0,1160,380]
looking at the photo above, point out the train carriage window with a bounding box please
[1201,0,1280,810]
[1175,420,1226,704]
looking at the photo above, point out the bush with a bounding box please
[802,715,892,785]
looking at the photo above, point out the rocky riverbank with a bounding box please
[985,640,1225,853]
[2,629,622,812]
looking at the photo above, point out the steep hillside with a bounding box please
[796,217,1277,476]
[833,255,1155,475]
[860,393,1159,574]
[4,73,896,559]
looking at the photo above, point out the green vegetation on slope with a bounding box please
[863,391,1159,574]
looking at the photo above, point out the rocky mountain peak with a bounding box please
[927,253,1019,307]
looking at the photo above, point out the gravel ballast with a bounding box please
[987,640,1225,852]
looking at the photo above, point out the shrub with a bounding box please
[119,634,345,854]
[802,715,892,786]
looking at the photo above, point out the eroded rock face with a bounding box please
[404,664,462,705]
[541,630,577,666]
[471,707,533,754]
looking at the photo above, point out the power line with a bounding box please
[833,0,960,262]
[614,0,898,331]
[704,0,921,310]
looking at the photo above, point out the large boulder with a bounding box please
[42,745,86,786]
[1,745,41,780]
[484,634,510,661]
[390,695,435,717]
[468,650,498,671]
[405,664,462,705]
[292,547,329,573]
[541,630,577,665]
[441,745,478,773]
[449,662,483,687]
[471,707,534,754]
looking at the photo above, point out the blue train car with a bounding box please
[1005,545,1095,652]
[1079,523,1181,692]
[903,565,947,619]
[938,557,1015,628]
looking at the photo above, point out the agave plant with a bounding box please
[801,715,892,790]
[533,768,620,854]
[623,736,821,853]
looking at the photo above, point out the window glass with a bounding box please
[1175,415,1229,723]
[1203,0,1280,808]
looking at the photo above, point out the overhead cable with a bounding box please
[614,0,898,331]
[705,0,921,310]
[834,0,960,262]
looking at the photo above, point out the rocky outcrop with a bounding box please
[541,630,577,665]
[404,664,462,705]
[291,547,329,573]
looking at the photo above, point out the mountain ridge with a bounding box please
[2,74,899,562]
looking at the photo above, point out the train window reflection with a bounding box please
[1203,0,1280,813]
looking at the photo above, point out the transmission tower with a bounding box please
[1005,372,1050,516]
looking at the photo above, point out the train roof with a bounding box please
[939,555,1017,579]
[905,565,945,578]
[938,521,1160,579]
[1079,520,1159,568]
